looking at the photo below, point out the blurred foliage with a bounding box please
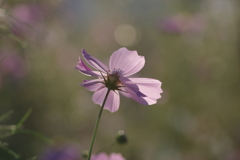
[0,109,50,160]
[0,0,240,160]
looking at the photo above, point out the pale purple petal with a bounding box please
[109,153,126,160]
[75,58,101,76]
[123,89,157,105]
[82,49,109,72]
[120,78,162,105]
[92,88,120,112]
[118,88,131,98]
[109,47,145,76]
[128,78,163,99]
[76,57,92,71]
[119,77,145,97]
[141,96,158,105]
[104,90,120,112]
[80,79,104,91]
[91,152,108,160]
[123,87,149,105]
[130,90,158,105]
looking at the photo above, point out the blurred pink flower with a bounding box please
[159,14,205,34]
[75,47,163,112]
[9,3,44,38]
[40,145,80,160]
[12,4,43,24]
[91,153,125,160]
[0,49,27,80]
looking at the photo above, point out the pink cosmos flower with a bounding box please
[91,152,125,160]
[75,47,163,112]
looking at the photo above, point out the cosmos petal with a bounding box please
[119,88,131,98]
[119,77,146,97]
[80,79,104,91]
[92,88,120,112]
[120,77,162,105]
[75,58,101,76]
[82,49,109,73]
[91,153,108,160]
[128,78,163,99]
[122,86,148,105]
[124,87,157,105]
[109,47,145,76]
[142,97,158,105]
[109,153,126,160]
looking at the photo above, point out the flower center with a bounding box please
[104,72,122,90]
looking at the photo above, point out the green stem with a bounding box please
[87,89,111,160]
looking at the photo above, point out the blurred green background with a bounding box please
[1,0,240,160]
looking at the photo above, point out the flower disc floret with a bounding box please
[102,72,123,91]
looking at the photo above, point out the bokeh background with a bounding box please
[1,0,240,160]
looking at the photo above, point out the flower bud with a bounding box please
[82,150,89,159]
[116,130,127,144]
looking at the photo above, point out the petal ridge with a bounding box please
[75,57,101,76]
[109,48,145,76]
[82,49,109,72]
[129,77,163,99]
[80,79,104,91]
[92,88,120,112]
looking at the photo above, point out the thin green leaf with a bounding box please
[8,14,41,38]
[15,129,53,144]
[0,110,13,123]
[11,108,32,134]
[0,142,20,159]
[0,125,16,140]
[25,156,37,160]
[1,31,37,55]
[0,133,14,140]
[0,125,16,131]
[7,33,28,47]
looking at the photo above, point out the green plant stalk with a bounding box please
[87,89,111,160]
[11,108,32,134]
